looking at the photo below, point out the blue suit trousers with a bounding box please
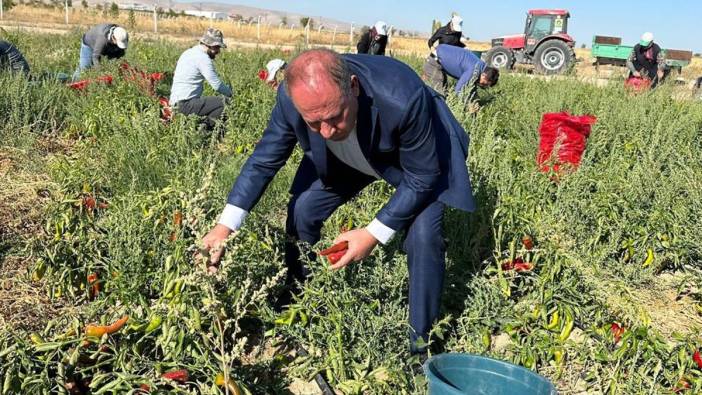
[284,162,446,353]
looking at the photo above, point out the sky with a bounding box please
[181,0,702,53]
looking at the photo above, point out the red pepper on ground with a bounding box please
[673,378,691,393]
[87,272,100,299]
[693,350,702,369]
[501,257,533,272]
[85,315,129,338]
[522,235,534,250]
[173,211,183,227]
[161,369,189,383]
[610,323,625,343]
[83,195,96,210]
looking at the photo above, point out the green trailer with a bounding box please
[591,35,692,74]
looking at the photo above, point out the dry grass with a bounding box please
[5,5,461,55]
[0,256,76,333]
[0,144,68,333]
[5,5,702,76]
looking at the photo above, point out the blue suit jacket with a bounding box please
[226,54,475,232]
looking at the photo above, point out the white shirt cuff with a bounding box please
[366,218,396,245]
[218,204,248,231]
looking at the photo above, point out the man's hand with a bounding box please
[200,224,233,272]
[657,69,665,80]
[633,71,641,78]
[328,229,379,270]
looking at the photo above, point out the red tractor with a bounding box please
[484,9,576,75]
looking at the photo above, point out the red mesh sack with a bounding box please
[537,112,597,173]
[624,76,651,93]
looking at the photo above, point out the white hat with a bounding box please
[640,32,654,46]
[265,59,286,82]
[112,26,129,49]
[450,15,463,32]
[373,21,388,36]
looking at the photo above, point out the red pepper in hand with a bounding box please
[319,241,349,265]
[161,369,189,383]
[326,250,347,264]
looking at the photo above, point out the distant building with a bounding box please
[118,2,151,11]
[184,10,228,20]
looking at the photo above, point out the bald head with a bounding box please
[284,49,360,141]
[285,49,353,99]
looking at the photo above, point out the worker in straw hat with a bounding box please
[73,23,129,81]
[356,21,389,55]
[169,28,233,131]
[626,32,667,88]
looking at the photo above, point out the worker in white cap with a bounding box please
[428,14,465,50]
[626,32,667,88]
[260,58,287,89]
[356,21,389,55]
[73,23,129,81]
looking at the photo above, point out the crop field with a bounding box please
[1,30,702,395]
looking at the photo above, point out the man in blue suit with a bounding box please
[202,49,475,353]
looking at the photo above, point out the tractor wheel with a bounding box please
[485,46,515,70]
[534,40,575,75]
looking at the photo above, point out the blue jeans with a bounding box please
[72,41,93,81]
[284,159,446,354]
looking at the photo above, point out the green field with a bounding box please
[2,31,702,394]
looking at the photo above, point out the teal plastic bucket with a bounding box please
[424,353,557,395]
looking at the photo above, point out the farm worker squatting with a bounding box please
[200,48,476,354]
[0,40,30,76]
[261,58,287,90]
[423,44,499,104]
[627,32,667,88]
[356,21,389,56]
[73,23,129,81]
[169,28,233,130]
